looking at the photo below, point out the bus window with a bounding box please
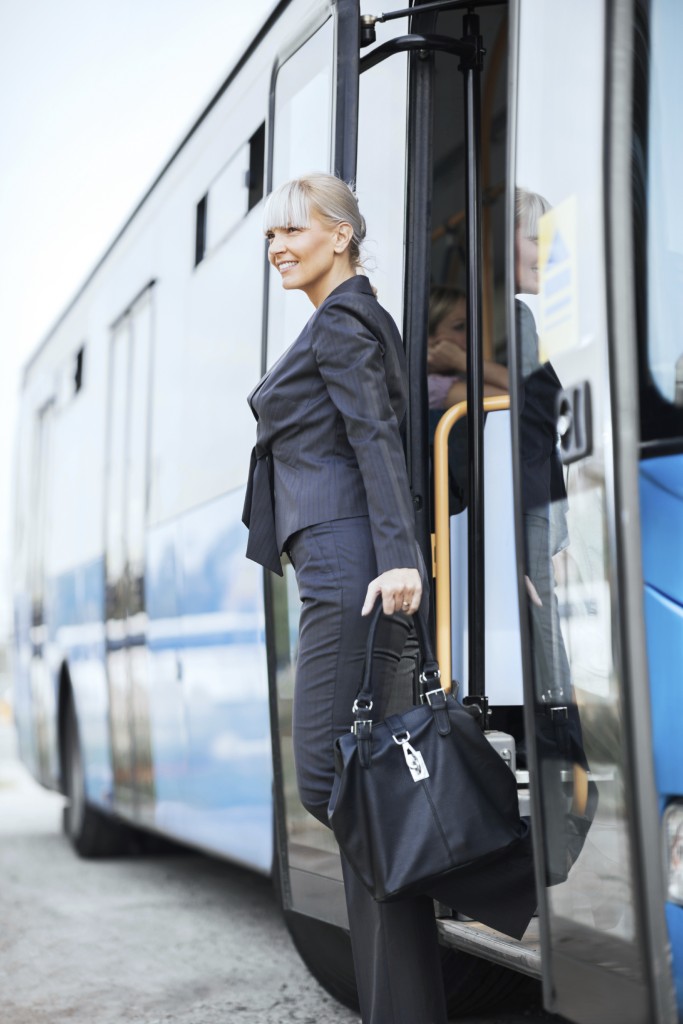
[266,17,334,367]
[635,0,683,447]
[356,35,408,328]
[636,1,683,1016]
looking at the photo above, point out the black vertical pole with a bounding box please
[461,13,487,717]
[405,41,435,583]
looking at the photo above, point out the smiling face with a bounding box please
[266,212,354,307]
[515,228,540,294]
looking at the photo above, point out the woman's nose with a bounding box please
[270,233,286,254]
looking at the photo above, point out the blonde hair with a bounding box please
[515,187,551,239]
[263,173,366,267]
[428,285,465,337]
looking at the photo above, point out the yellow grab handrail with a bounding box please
[432,394,510,692]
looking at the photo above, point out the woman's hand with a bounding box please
[361,568,422,617]
[427,337,467,374]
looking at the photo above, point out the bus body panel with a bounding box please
[11,0,327,872]
[641,453,683,1019]
[666,903,683,1019]
[640,458,683,609]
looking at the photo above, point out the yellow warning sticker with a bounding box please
[538,195,579,362]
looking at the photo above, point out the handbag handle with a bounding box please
[352,601,442,723]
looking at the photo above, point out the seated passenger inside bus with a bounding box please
[427,285,509,511]
[427,285,508,411]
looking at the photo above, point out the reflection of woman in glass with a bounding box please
[515,188,570,690]
[516,188,594,882]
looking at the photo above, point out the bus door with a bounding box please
[263,2,363,929]
[27,399,57,783]
[509,2,675,1021]
[264,0,418,937]
[104,285,155,822]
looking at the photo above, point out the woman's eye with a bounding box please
[286,226,301,234]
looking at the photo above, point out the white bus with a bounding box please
[13,1,683,1021]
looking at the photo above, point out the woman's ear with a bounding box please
[333,222,353,254]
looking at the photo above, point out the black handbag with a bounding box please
[328,602,531,912]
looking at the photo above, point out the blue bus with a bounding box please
[11,0,683,1020]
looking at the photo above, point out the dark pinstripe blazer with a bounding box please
[242,275,418,576]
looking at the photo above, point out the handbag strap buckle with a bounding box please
[422,687,452,736]
[352,718,373,736]
[421,687,447,707]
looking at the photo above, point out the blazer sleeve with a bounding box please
[311,300,418,574]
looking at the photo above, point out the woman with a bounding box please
[242,173,449,1024]
[427,285,508,411]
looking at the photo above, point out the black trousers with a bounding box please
[287,516,448,1024]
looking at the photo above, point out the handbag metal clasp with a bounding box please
[352,697,373,714]
[420,687,447,706]
[392,731,430,782]
[392,730,411,745]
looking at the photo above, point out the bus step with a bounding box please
[437,917,542,978]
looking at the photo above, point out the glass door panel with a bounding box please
[105,289,154,816]
[265,11,342,924]
[510,2,662,1019]
[266,17,334,368]
[105,321,135,809]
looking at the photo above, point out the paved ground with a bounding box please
[0,715,562,1024]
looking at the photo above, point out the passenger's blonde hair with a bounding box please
[515,187,551,239]
[428,285,465,338]
[263,173,366,267]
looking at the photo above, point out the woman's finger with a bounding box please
[400,588,421,616]
[361,571,423,616]
[361,579,382,616]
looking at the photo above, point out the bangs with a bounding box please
[263,181,312,232]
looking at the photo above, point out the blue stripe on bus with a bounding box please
[640,453,683,1013]
[147,631,266,650]
[666,903,683,1017]
[14,488,272,872]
